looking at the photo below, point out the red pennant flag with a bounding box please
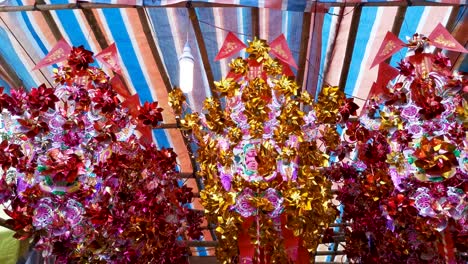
[33,38,71,70]
[370,31,405,69]
[121,93,153,143]
[122,93,140,118]
[95,43,122,74]
[226,71,242,81]
[214,32,247,61]
[137,123,153,145]
[376,63,399,89]
[110,75,131,99]
[368,81,390,99]
[281,61,295,77]
[269,34,298,69]
[428,23,467,53]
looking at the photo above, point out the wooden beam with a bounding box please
[338,5,362,91]
[445,6,461,34]
[81,8,108,50]
[296,11,311,87]
[322,7,345,87]
[138,7,204,192]
[0,52,24,88]
[251,7,259,37]
[0,1,463,12]
[137,7,174,94]
[188,7,218,100]
[385,6,407,64]
[34,0,62,42]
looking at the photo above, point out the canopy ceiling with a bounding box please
[0,0,467,262]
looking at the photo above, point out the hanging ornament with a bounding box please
[169,33,362,263]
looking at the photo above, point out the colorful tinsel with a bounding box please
[169,38,362,263]
[327,34,467,263]
[0,46,202,263]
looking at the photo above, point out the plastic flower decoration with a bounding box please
[169,37,360,263]
[0,46,202,263]
[328,33,467,263]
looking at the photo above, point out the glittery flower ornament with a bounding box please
[27,84,59,115]
[330,30,467,263]
[137,101,164,127]
[68,45,94,73]
[412,136,458,180]
[246,37,270,61]
[0,46,201,263]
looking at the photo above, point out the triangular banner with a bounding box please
[110,75,131,99]
[214,32,247,61]
[368,81,390,99]
[226,71,242,81]
[95,43,122,74]
[370,31,405,69]
[122,93,140,118]
[428,23,467,53]
[376,63,399,90]
[280,61,295,77]
[33,38,72,70]
[269,34,298,69]
[121,93,153,144]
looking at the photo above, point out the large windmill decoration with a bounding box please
[169,33,362,263]
[0,45,202,263]
[328,23,467,263]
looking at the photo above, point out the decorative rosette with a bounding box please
[0,46,202,263]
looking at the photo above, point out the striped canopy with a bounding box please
[0,0,467,262]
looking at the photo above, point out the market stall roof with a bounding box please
[0,0,467,262]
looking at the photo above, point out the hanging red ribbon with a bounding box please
[238,217,255,264]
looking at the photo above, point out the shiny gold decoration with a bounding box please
[168,37,348,263]
[263,57,283,76]
[246,37,270,62]
[380,110,404,130]
[413,136,458,179]
[321,125,341,151]
[300,90,313,105]
[228,57,248,76]
[315,86,346,124]
[273,75,299,97]
[214,78,240,97]
[168,88,186,116]
[179,113,199,131]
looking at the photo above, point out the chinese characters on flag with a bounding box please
[95,43,122,74]
[269,34,298,69]
[215,32,247,61]
[428,23,467,53]
[33,38,71,70]
[370,31,405,69]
